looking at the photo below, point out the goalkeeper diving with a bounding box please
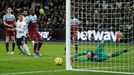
[71,41,128,62]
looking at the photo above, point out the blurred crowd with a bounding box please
[72,0,134,42]
[72,0,133,31]
[0,0,133,42]
[0,0,65,29]
[0,0,134,41]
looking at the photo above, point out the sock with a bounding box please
[37,42,43,52]
[5,42,9,52]
[74,40,78,53]
[34,43,38,53]
[75,45,78,53]
[18,46,25,55]
[12,43,15,52]
[23,44,31,55]
[64,47,66,54]
[32,41,35,46]
[112,49,128,57]
[20,46,25,52]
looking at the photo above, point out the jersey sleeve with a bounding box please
[26,16,31,26]
[3,15,6,21]
[13,15,16,21]
[77,19,80,25]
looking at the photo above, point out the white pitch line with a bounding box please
[0,70,65,75]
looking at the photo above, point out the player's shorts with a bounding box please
[71,25,78,40]
[5,30,15,37]
[16,36,26,45]
[28,30,41,41]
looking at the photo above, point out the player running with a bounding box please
[71,41,128,62]
[3,7,16,54]
[28,8,43,57]
[14,14,31,56]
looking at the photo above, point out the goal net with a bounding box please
[66,0,134,74]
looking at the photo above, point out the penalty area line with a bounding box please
[0,70,66,75]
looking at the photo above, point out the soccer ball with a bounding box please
[55,57,63,65]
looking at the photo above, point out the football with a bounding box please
[55,57,63,65]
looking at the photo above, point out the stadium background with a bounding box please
[0,0,133,43]
[0,0,133,75]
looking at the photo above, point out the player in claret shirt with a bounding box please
[3,7,16,54]
[71,17,80,53]
[64,17,81,54]
[28,8,43,57]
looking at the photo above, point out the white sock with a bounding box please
[20,46,25,52]
[32,41,35,46]
[23,44,31,55]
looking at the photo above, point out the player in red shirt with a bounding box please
[64,17,81,54]
[28,8,43,57]
[3,7,16,54]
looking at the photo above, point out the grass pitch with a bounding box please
[0,41,133,75]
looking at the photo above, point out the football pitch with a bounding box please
[0,41,133,75]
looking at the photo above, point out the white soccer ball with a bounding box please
[55,57,63,65]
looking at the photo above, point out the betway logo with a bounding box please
[77,30,116,41]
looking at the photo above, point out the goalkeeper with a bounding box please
[72,41,128,62]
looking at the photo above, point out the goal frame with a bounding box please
[65,0,134,74]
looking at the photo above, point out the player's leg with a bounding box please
[74,39,78,53]
[29,32,38,56]
[21,36,31,56]
[11,31,15,54]
[32,36,40,57]
[36,32,43,56]
[16,38,25,55]
[5,31,10,54]
[72,25,78,54]
[31,40,35,46]
[5,36,10,54]
[110,49,128,58]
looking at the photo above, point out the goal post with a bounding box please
[66,0,72,70]
[66,0,134,74]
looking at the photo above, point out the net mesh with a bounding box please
[70,0,134,73]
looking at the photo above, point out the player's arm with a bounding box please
[26,16,30,25]
[13,15,16,26]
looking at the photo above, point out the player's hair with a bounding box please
[5,6,12,11]
[23,9,28,13]
[17,13,24,17]
[29,8,35,14]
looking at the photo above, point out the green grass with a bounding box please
[0,41,133,75]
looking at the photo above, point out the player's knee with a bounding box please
[21,41,25,45]
[6,38,9,42]
[12,39,15,43]
[39,38,43,43]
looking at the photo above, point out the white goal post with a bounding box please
[66,0,134,74]
[66,0,72,70]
